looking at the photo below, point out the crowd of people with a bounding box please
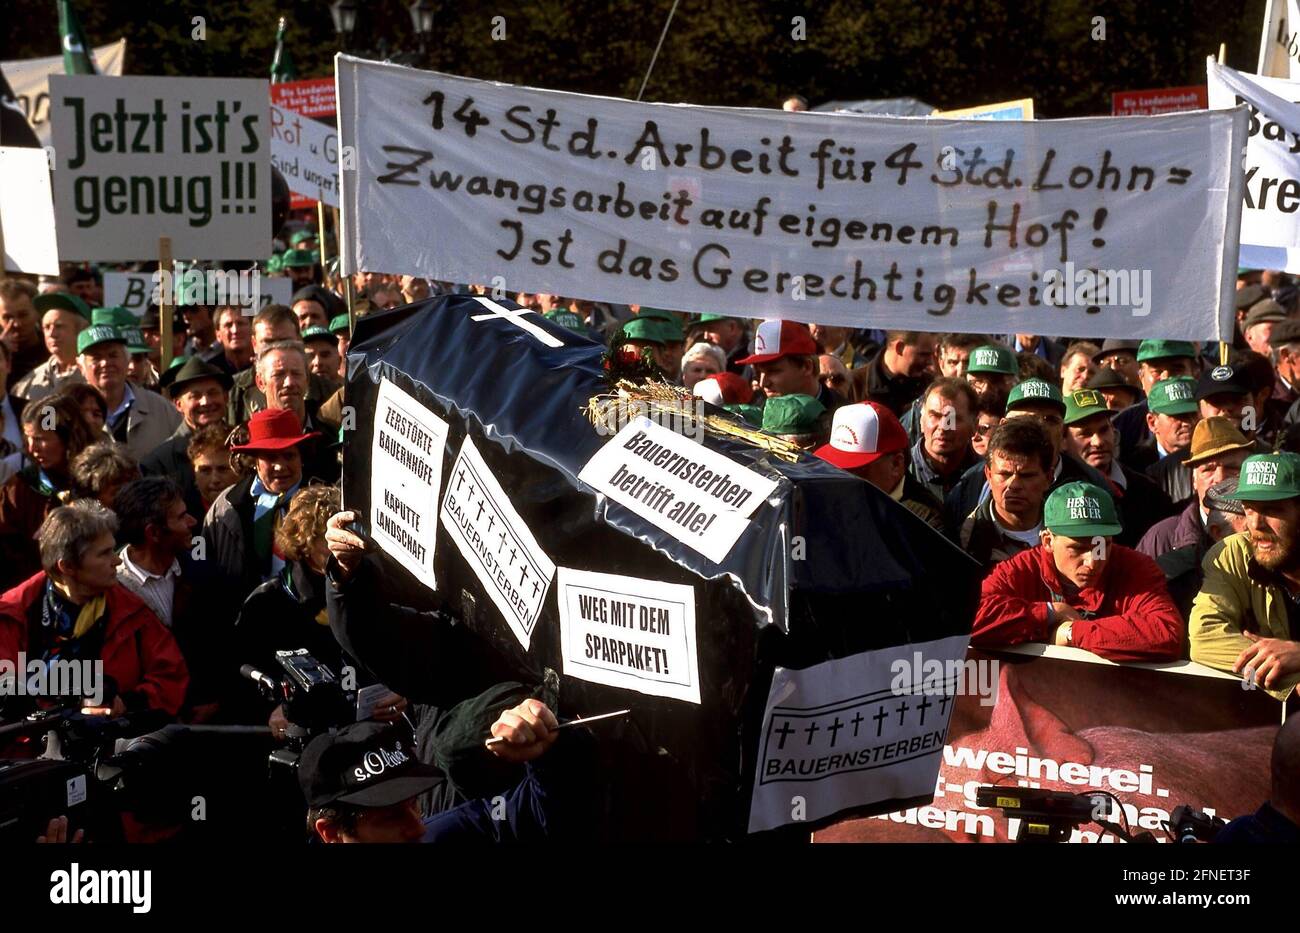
[0,226,1296,843]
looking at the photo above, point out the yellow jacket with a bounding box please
[1189,533,1299,701]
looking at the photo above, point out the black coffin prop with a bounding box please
[342,295,980,839]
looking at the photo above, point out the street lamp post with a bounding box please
[409,0,436,67]
[330,0,358,52]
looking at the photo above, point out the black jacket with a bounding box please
[1113,399,1151,467]
[1110,463,1174,547]
[1144,447,1192,509]
[857,350,928,418]
[140,425,206,521]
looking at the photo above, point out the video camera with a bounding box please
[976,785,1228,843]
[241,649,354,756]
[0,706,173,844]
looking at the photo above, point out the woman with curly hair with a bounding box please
[0,393,99,591]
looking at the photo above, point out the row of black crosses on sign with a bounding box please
[453,463,543,600]
[771,694,954,751]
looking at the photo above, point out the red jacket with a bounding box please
[0,572,189,716]
[973,544,1183,662]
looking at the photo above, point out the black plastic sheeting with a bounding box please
[342,294,981,839]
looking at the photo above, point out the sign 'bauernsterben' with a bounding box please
[338,55,1246,340]
[50,74,270,261]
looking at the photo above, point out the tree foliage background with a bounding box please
[3,0,1270,116]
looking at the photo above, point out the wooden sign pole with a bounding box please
[159,236,174,372]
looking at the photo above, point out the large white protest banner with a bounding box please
[270,103,339,207]
[556,568,700,704]
[1208,60,1300,271]
[338,55,1245,340]
[441,435,555,650]
[577,416,778,564]
[371,378,449,592]
[0,147,59,274]
[102,271,292,314]
[49,75,270,261]
[1258,0,1300,78]
[1,40,126,147]
[748,634,969,834]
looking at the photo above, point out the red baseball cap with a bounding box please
[736,320,818,366]
[692,372,754,406]
[231,408,322,452]
[814,402,908,470]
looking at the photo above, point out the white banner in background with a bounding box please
[1257,0,1300,78]
[102,272,292,314]
[338,55,1245,340]
[270,103,340,207]
[0,147,59,274]
[1209,60,1300,272]
[1,40,126,147]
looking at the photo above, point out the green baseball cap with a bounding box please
[1063,388,1110,425]
[281,248,316,268]
[697,313,738,324]
[120,326,150,355]
[1137,339,1196,362]
[1006,378,1065,414]
[1232,452,1300,502]
[1147,376,1198,416]
[966,343,1017,375]
[33,292,92,322]
[77,325,126,355]
[760,394,825,436]
[544,309,586,332]
[91,306,136,328]
[328,313,351,335]
[1044,481,1123,538]
[290,230,315,246]
[301,325,336,345]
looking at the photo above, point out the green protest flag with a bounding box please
[270,16,297,83]
[58,0,97,75]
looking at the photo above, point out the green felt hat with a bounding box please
[34,292,92,322]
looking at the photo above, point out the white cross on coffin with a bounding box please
[468,296,564,348]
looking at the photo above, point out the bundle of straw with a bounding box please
[585,379,802,463]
